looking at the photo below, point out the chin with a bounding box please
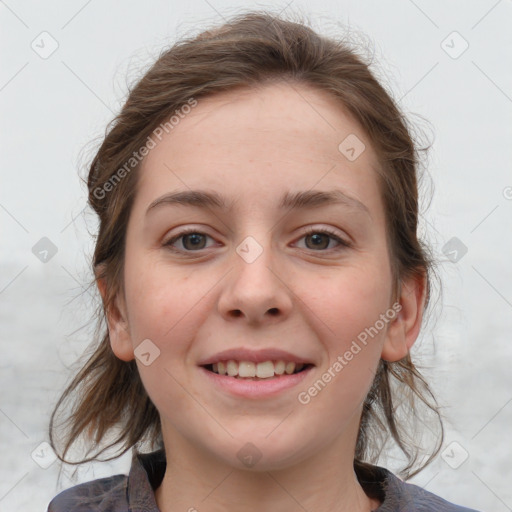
[215,436,309,473]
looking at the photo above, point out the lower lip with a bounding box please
[198,366,314,399]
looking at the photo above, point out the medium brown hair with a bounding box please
[49,9,444,482]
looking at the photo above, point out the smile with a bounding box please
[204,360,312,379]
[199,362,314,399]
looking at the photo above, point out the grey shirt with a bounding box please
[47,449,481,511]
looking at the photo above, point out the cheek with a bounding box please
[123,254,199,340]
[303,264,392,346]
[295,263,391,403]
[124,268,202,412]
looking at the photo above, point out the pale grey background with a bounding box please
[1,1,511,511]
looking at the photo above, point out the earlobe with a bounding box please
[96,276,135,362]
[380,272,427,362]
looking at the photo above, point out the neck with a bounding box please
[154,426,381,512]
[155,467,380,512]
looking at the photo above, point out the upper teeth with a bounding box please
[211,360,304,378]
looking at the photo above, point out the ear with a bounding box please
[96,272,135,362]
[380,271,427,362]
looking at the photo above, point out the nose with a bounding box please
[216,235,293,326]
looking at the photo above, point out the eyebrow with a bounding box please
[146,189,371,218]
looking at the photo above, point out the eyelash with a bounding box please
[163,226,352,254]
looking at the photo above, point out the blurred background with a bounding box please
[1,0,511,510]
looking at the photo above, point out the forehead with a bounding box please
[136,81,384,216]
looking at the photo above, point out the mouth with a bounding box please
[201,360,315,380]
[199,359,315,399]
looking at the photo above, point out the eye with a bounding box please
[164,229,216,253]
[295,227,351,252]
[163,227,351,254]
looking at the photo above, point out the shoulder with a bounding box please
[355,461,482,512]
[379,467,482,511]
[47,448,165,512]
[393,477,482,512]
[47,474,128,512]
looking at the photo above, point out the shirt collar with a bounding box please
[127,448,166,510]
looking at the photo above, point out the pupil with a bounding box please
[185,233,204,249]
[308,233,327,249]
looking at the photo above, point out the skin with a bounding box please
[98,81,426,512]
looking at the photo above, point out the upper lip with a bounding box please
[198,348,314,366]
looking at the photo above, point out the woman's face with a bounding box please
[107,82,419,471]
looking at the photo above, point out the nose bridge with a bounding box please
[217,227,292,322]
[231,208,278,269]
[233,231,279,292]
